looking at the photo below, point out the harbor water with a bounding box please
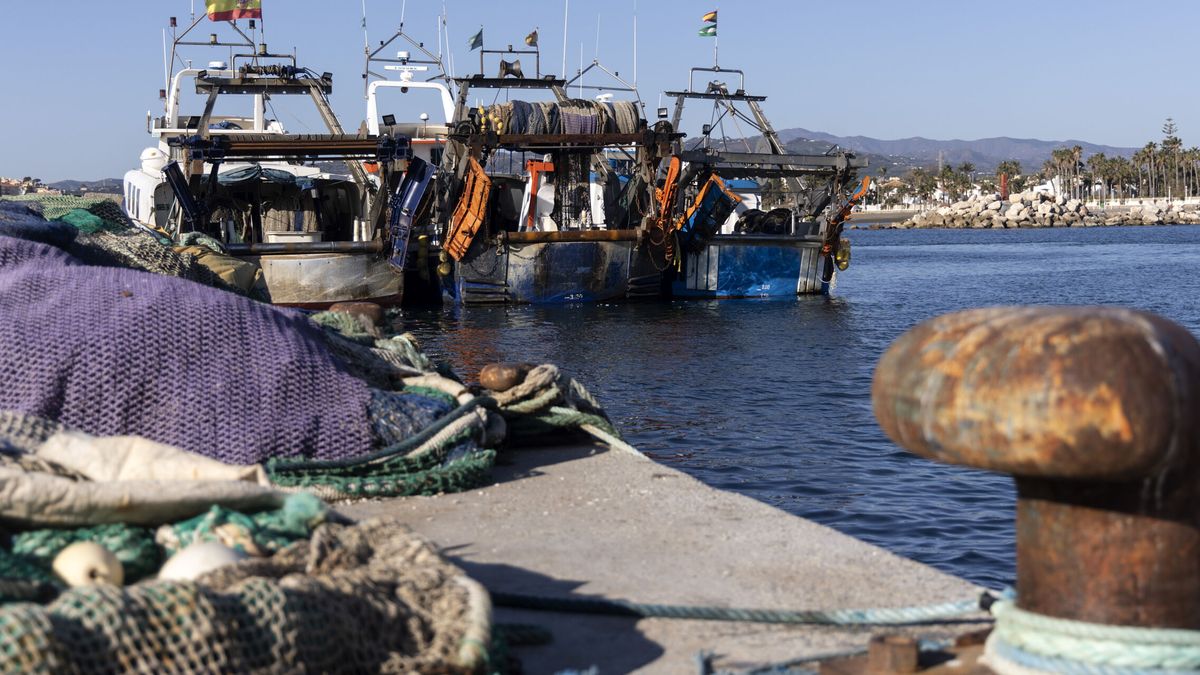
[401,225,1200,590]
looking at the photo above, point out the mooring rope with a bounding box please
[489,590,992,626]
[985,599,1200,674]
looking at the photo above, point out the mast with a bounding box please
[561,0,569,77]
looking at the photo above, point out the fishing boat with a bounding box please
[646,65,869,298]
[123,10,413,307]
[433,45,679,305]
[360,22,457,305]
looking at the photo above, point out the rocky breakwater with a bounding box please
[1102,202,1200,226]
[896,192,1099,229]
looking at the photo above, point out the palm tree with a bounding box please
[1049,148,1072,196]
[1144,142,1159,198]
[909,167,937,207]
[996,160,1021,179]
[1070,146,1083,200]
[995,160,1021,198]
[1161,135,1182,200]
[1087,153,1107,201]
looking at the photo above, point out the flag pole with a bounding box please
[713,6,719,68]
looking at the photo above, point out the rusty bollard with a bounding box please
[872,306,1200,629]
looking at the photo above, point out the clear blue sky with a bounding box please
[2,0,1196,181]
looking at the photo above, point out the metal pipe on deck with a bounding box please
[226,241,385,256]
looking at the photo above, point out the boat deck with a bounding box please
[342,443,987,673]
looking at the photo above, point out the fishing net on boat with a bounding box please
[0,519,490,674]
[484,99,640,135]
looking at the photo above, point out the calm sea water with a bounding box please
[398,225,1200,589]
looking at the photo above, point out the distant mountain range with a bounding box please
[47,178,123,194]
[775,129,1138,175]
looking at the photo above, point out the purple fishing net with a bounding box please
[0,203,375,464]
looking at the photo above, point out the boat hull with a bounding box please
[449,232,658,305]
[251,253,404,308]
[669,236,829,299]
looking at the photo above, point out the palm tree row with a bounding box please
[1053,119,1200,201]
[892,119,1200,206]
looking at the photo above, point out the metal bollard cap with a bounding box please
[872,306,1200,481]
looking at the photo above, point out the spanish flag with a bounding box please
[701,10,717,23]
[206,0,262,21]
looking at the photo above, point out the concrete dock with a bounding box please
[343,443,988,673]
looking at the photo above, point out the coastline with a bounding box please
[848,198,1200,230]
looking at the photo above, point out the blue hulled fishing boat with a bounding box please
[646,64,869,299]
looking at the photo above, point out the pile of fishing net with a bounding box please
[483,98,641,135]
[0,193,124,223]
[0,495,488,672]
[0,402,494,672]
[1,195,267,299]
[0,519,489,673]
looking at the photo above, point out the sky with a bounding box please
[2,0,1198,181]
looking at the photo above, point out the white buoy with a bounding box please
[52,542,125,587]
[158,541,247,581]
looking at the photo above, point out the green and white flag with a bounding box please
[698,24,716,37]
[467,28,483,50]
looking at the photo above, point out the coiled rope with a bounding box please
[985,599,1200,674]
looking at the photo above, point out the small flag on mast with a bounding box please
[701,10,717,23]
[206,0,262,21]
[698,25,716,37]
[467,28,484,51]
[524,29,539,47]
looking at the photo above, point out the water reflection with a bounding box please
[398,226,1200,589]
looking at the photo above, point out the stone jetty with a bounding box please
[891,192,1200,229]
[896,192,1099,229]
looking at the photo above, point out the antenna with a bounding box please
[594,12,600,60]
[361,0,369,98]
[360,0,368,51]
[561,0,569,77]
[162,28,169,95]
[443,5,455,78]
[632,0,637,88]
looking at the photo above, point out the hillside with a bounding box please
[776,129,1138,173]
[48,178,123,194]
